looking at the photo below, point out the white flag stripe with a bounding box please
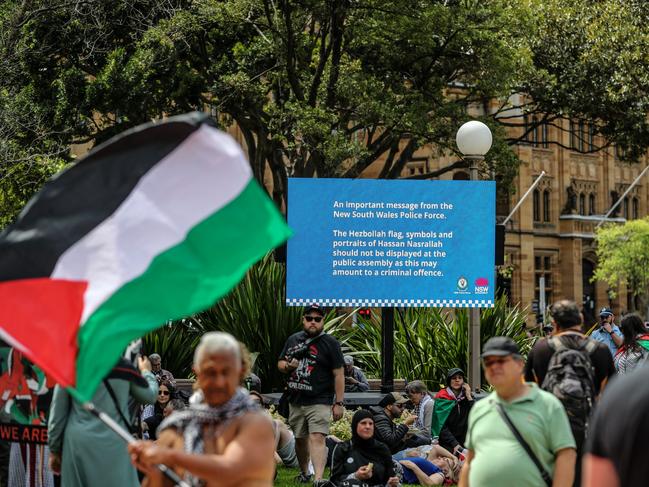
[51,124,252,323]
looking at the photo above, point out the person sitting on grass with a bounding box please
[141,380,175,440]
[249,391,300,469]
[398,456,446,486]
[371,392,419,454]
[432,368,473,457]
[330,409,400,487]
[394,443,462,485]
[405,381,433,440]
[394,443,458,465]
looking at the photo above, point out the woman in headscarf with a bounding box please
[330,409,400,487]
[614,313,649,374]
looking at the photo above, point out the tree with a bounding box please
[0,0,532,211]
[2,0,649,218]
[594,219,649,310]
[499,0,649,160]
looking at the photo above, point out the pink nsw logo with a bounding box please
[475,277,489,287]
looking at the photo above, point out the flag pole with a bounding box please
[82,402,191,487]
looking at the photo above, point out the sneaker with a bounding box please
[313,480,331,487]
[295,472,312,483]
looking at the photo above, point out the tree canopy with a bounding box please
[594,218,649,298]
[1,0,649,221]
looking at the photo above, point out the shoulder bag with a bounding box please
[103,379,142,438]
[495,402,552,486]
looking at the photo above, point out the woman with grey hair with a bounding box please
[405,380,433,439]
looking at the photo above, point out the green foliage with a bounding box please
[141,254,299,387]
[328,407,357,442]
[184,254,348,391]
[507,0,649,159]
[331,296,532,391]
[594,218,649,297]
[188,254,303,391]
[3,0,649,214]
[142,319,200,379]
[142,255,530,396]
[140,254,351,389]
[0,156,65,228]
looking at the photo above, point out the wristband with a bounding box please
[334,401,344,406]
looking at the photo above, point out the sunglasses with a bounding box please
[304,315,323,323]
[482,356,512,368]
[158,390,170,396]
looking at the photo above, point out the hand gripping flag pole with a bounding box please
[82,401,191,487]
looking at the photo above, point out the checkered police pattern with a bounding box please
[285,298,494,308]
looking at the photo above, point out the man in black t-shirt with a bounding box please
[583,365,649,487]
[524,299,615,487]
[278,304,345,486]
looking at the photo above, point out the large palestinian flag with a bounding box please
[0,113,291,401]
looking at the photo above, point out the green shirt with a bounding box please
[466,383,576,487]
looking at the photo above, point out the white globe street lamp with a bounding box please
[456,120,493,158]
[456,120,493,391]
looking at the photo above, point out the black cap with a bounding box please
[378,392,409,407]
[304,303,325,316]
[446,368,465,384]
[599,307,613,317]
[481,336,521,358]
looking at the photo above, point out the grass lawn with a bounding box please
[274,466,458,486]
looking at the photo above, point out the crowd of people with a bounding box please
[38,300,649,487]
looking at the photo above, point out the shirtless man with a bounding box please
[128,332,275,487]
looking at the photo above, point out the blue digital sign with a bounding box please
[286,178,495,308]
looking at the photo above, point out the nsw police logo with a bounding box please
[457,276,468,291]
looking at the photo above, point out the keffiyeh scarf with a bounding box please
[414,393,433,432]
[157,387,260,486]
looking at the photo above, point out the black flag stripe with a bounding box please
[0,113,211,281]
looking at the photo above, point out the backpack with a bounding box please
[541,336,598,436]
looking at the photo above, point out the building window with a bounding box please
[623,197,630,220]
[535,255,553,308]
[579,193,586,215]
[633,197,639,220]
[525,115,549,148]
[542,123,549,148]
[570,121,579,151]
[543,190,551,222]
[616,145,627,161]
[570,120,595,152]
[589,194,596,215]
[588,124,595,150]
[406,162,426,175]
[533,189,541,222]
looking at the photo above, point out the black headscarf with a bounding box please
[350,409,392,464]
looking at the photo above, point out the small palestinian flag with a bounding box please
[0,113,291,401]
[431,388,456,437]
